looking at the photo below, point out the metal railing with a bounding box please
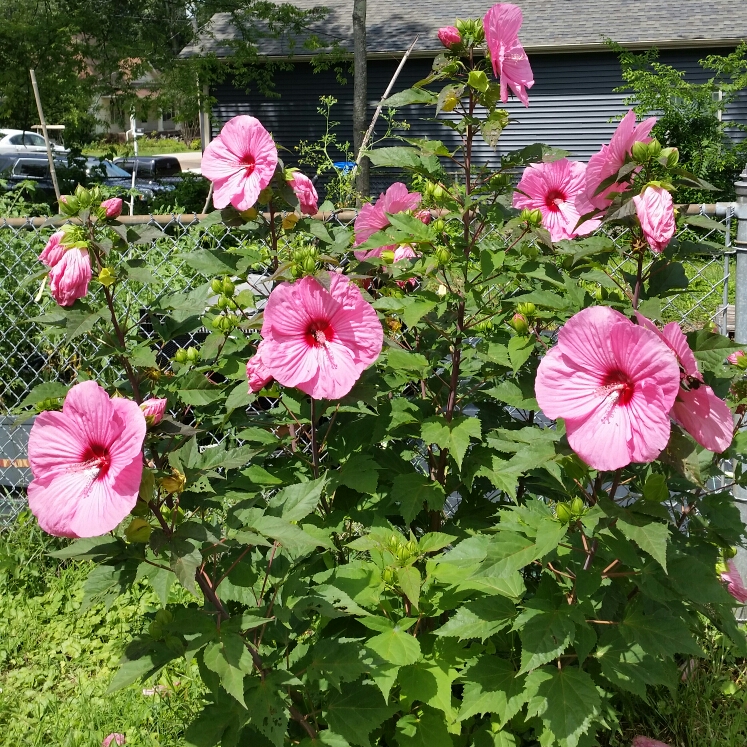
[0,208,735,524]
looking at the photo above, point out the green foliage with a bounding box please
[612,41,747,201]
[16,14,747,747]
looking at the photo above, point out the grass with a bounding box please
[82,137,200,158]
[0,514,204,747]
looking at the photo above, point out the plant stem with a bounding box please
[631,250,645,310]
[310,398,320,479]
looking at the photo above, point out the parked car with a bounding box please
[0,129,67,155]
[0,154,173,202]
[113,156,182,179]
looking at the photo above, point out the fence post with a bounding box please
[732,163,747,620]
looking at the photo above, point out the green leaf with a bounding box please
[398,661,459,717]
[647,260,688,297]
[252,515,333,556]
[181,248,239,275]
[480,110,510,148]
[418,533,456,554]
[485,379,538,410]
[107,640,178,693]
[643,473,669,502]
[245,673,290,747]
[177,371,224,406]
[401,298,438,327]
[324,682,395,747]
[268,475,326,522]
[421,416,481,469]
[525,666,601,747]
[20,381,70,408]
[169,538,202,596]
[397,566,422,609]
[617,519,669,572]
[618,606,703,659]
[300,732,352,747]
[459,657,529,724]
[203,633,253,706]
[368,147,423,169]
[335,453,380,495]
[507,336,534,373]
[391,473,446,523]
[381,88,438,107]
[435,597,516,642]
[468,69,490,92]
[62,307,106,341]
[365,623,422,666]
[305,639,367,690]
[515,605,576,673]
[49,536,123,559]
[387,212,434,242]
[395,709,452,747]
[225,381,255,411]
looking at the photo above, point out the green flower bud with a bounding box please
[302,256,317,274]
[516,302,536,318]
[520,208,543,227]
[211,278,223,294]
[433,184,445,200]
[724,546,738,560]
[508,313,529,336]
[186,346,199,362]
[661,147,679,168]
[59,195,79,216]
[217,294,230,309]
[435,247,452,266]
[433,218,445,232]
[570,497,585,516]
[556,502,573,524]
[632,141,650,163]
[174,348,187,363]
[382,567,395,585]
[211,316,223,330]
[222,278,235,296]
[406,540,418,555]
[148,621,163,639]
[647,138,662,159]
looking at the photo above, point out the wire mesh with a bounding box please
[0,209,733,524]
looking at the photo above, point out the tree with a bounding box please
[352,0,369,197]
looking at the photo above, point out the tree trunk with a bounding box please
[352,0,369,200]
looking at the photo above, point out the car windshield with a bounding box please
[85,159,131,178]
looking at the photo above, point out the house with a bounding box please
[183,0,747,181]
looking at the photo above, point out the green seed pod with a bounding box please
[516,302,536,318]
[148,621,163,639]
[406,540,418,555]
[382,567,395,585]
[556,502,573,524]
[664,147,680,168]
[433,184,445,200]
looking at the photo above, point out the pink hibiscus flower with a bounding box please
[633,186,676,253]
[635,314,733,453]
[354,182,421,261]
[27,381,146,538]
[721,559,747,603]
[586,110,657,210]
[438,26,461,48]
[257,273,383,400]
[100,198,123,219]
[535,306,680,471]
[393,244,419,289]
[513,159,601,242]
[246,342,274,393]
[48,248,92,306]
[287,171,319,216]
[202,115,278,212]
[728,350,746,366]
[102,735,126,747]
[483,3,534,107]
[139,398,168,426]
[39,231,66,267]
[632,738,672,747]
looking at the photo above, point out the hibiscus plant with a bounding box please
[22,4,747,747]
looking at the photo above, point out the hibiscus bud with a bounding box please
[556,502,573,524]
[302,256,317,274]
[59,195,79,216]
[433,184,445,200]
[662,147,679,168]
[382,567,395,585]
[435,247,452,265]
[186,346,199,362]
[519,208,543,227]
[211,278,223,294]
[433,218,445,232]
[570,497,585,516]
[222,278,235,295]
[100,197,123,218]
[125,517,152,543]
[174,348,188,363]
[415,209,432,225]
[140,398,167,426]
[437,26,461,49]
[632,141,650,163]
[473,319,493,333]
[647,138,662,159]
[98,267,116,288]
[727,350,747,368]
[160,469,186,495]
[102,735,126,747]
[508,313,529,336]
[516,302,536,318]
[74,184,92,209]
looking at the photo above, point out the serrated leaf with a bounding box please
[381,88,438,107]
[396,566,422,609]
[324,682,396,747]
[398,661,459,717]
[459,657,528,724]
[335,453,380,494]
[20,381,70,408]
[391,473,446,523]
[436,596,516,641]
[245,673,290,747]
[366,624,422,666]
[305,639,367,690]
[618,606,703,659]
[204,633,253,706]
[268,475,326,522]
[418,532,456,554]
[251,515,332,556]
[617,519,669,572]
[367,147,423,169]
[421,416,481,469]
[395,709,452,747]
[516,605,576,673]
[525,666,601,747]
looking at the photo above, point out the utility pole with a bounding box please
[352,0,369,199]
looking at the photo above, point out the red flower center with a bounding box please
[81,443,112,479]
[599,370,635,405]
[306,320,334,347]
[240,153,256,175]
[544,188,566,212]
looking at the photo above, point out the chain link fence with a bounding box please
[0,208,735,525]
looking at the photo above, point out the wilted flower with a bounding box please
[483,3,534,107]
[535,307,680,471]
[246,342,274,393]
[139,398,167,426]
[102,736,126,747]
[39,231,66,267]
[633,186,676,253]
[27,381,146,538]
[513,159,600,242]
[586,109,657,210]
[255,272,383,400]
[287,171,319,216]
[437,26,461,48]
[721,559,747,603]
[48,248,92,306]
[100,198,123,219]
[202,115,278,211]
[631,738,672,747]
[635,314,733,453]
[354,183,421,261]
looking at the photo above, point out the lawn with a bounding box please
[82,137,200,158]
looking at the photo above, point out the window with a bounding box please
[13,160,48,179]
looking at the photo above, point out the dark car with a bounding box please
[0,154,174,202]
[113,156,182,179]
